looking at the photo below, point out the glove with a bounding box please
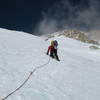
[47,52,48,55]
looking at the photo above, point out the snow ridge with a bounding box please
[0,28,100,100]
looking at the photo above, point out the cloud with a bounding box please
[34,0,100,36]
[34,13,58,35]
[75,0,100,29]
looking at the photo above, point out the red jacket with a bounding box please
[47,46,54,54]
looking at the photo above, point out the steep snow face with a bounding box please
[0,28,100,100]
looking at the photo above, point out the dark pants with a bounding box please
[50,49,60,61]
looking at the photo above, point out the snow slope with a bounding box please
[0,28,100,100]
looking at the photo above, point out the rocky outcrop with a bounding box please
[45,29,99,45]
[89,45,99,49]
[60,30,99,45]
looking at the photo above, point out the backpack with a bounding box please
[54,40,58,46]
[51,40,54,47]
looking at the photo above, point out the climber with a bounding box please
[47,40,60,61]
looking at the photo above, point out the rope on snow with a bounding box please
[2,57,50,100]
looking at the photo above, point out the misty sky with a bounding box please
[0,0,100,35]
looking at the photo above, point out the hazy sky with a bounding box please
[0,0,100,35]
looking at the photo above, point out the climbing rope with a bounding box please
[2,57,50,100]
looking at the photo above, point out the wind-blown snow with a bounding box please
[0,28,100,100]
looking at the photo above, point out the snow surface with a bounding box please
[0,28,100,100]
